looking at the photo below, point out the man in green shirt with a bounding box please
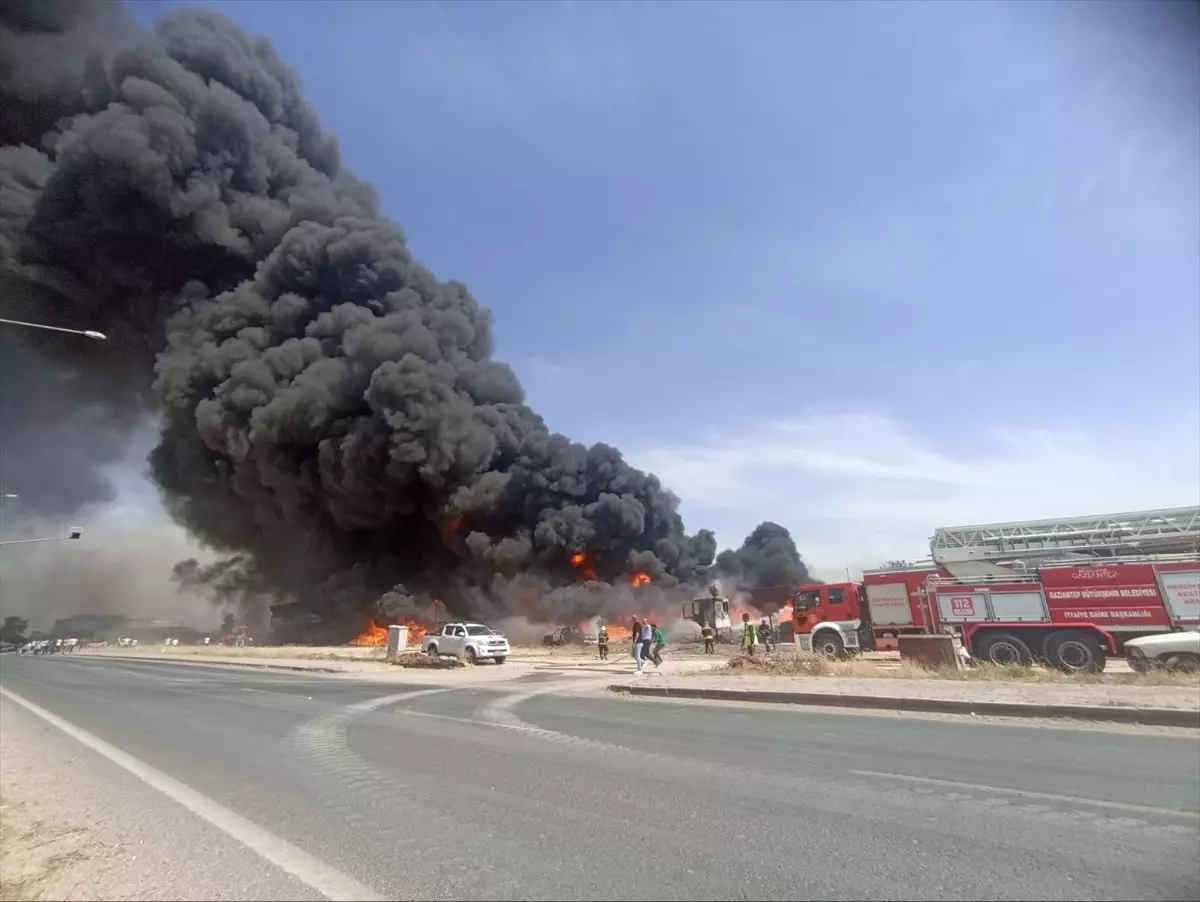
[650,623,667,667]
[741,612,759,657]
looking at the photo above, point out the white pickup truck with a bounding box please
[421,623,510,664]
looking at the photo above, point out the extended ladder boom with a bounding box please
[931,506,1200,578]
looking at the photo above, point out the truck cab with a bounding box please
[682,587,733,640]
[791,582,872,657]
[421,622,510,664]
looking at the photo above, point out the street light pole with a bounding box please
[0,528,82,547]
[0,318,106,341]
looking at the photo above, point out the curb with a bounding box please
[607,684,1200,728]
[81,654,343,674]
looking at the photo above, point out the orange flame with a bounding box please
[351,618,429,647]
[630,570,651,588]
[402,617,428,646]
[351,619,389,646]
[568,550,599,581]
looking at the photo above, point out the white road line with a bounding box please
[0,687,384,901]
[851,769,1200,820]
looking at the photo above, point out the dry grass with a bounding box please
[718,653,1200,686]
[948,661,1200,686]
[724,653,934,679]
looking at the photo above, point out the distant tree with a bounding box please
[1,616,29,643]
[220,613,235,635]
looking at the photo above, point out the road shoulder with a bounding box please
[0,696,318,901]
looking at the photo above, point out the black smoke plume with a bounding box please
[2,0,725,636]
[715,522,811,590]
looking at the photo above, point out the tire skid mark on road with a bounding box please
[291,688,451,786]
[288,687,482,860]
[850,769,1200,822]
[287,686,750,876]
[294,684,1198,857]
[292,687,750,866]
[470,689,1200,842]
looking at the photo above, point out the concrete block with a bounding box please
[898,634,962,671]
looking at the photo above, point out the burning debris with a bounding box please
[350,621,389,647]
[1,0,804,638]
[350,617,428,647]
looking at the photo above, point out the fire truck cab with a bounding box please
[792,583,870,658]
[790,507,1200,672]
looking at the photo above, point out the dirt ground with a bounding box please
[0,798,101,902]
[0,718,122,902]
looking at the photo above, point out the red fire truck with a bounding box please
[787,507,1200,672]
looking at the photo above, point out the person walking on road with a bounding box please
[597,624,609,660]
[701,621,715,654]
[639,620,654,672]
[741,612,759,657]
[631,618,645,673]
[650,623,666,667]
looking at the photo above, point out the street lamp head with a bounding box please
[83,330,107,340]
[1,493,16,499]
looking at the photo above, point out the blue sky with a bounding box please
[125,0,1200,575]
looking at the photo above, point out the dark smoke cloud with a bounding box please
[715,521,811,590]
[2,0,722,636]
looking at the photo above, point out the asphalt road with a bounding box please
[1,655,1197,902]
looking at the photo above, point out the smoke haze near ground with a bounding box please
[0,505,219,632]
[1,0,806,636]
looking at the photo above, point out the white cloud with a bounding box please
[630,412,1200,580]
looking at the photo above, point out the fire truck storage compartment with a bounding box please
[935,588,1050,623]
[987,590,1051,622]
[865,581,915,626]
[1155,568,1200,623]
[936,591,988,622]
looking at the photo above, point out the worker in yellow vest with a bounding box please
[741,612,759,657]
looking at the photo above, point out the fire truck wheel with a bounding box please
[811,631,845,659]
[1044,631,1106,674]
[975,632,1033,667]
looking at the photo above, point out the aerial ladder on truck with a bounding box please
[930,506,1200,578]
